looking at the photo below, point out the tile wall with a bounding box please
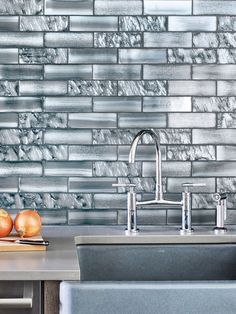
[0,0,236,225]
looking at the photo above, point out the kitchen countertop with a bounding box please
[0,226,81,281]
[1,225,236,281]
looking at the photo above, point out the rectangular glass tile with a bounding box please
[218,17,236,31]
[19,48,67,64]
[167,145,215,161]
[169,81,216,96]
[0,81,18,96]
[69,48,117,64]
[194,0,236,15]
[0,97,42,112]
[95,0,142,15]
[20,81,67,96]
[44,65,92,80]
[0,32,43,47]
[118,80,166,96]
[217,146,236,161]
[193,33,218,48]
[69,80,117,96]
[0,0,43,15]
[144,32,192,48]
[70,16,118,31]
[94,194,127,209]
[19,145,67,161]
[193,129,236,144]
[169,16,216,31]
[143,161,191,177]
[119,113,167,128]
[119,16,167,32]
[0,113,18,127]
[218,81,236,96]
[144,0,192,15]
[69,177,116,193]
[69,145,117,161]
[40,210,67,225]
[119,49,166,64]
[44,161,92,177]
[0,65,43,80]
[193,65,236,80]
[95,32,141,48]
[0,17,18,31]
[44,97,92,112]
[20,16,68,31]
[43,193,92,209]
[0,49,18,64]
[44,130,92,145]
[0,162,42,177]
[45,33,93,48]
[93,65,141,80]
[69,113,116,128]
[143,97,191,112]
[20,177,67,192]
[45,0,93,15]
[168,113,216,128]
[19,113,67,129]
[168,48,216,64]
[0,178,18,193]
[94,97,141,112]
[193,161,236,177]
[192,97,235,112]
[144,65,191,80]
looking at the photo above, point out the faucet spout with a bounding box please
[129,129,163,201]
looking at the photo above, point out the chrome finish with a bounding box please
[213,192,227,232]
[129,129,181,207]
[112,183,138,233]
[113,130,207,233]
[180,183,206,233]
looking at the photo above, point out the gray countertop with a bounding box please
[0,226,81,281]
[1,225,236,281]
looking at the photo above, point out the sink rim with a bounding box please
[74,225,236,245]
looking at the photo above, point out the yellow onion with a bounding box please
[0,209,13,237]
[14,210,41,238]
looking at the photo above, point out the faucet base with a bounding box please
[180,228,194,235]
[125,228,139,235]
[214,227,227,234]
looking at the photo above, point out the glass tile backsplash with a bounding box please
[0,0,236,225]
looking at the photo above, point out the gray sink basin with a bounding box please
[61,228,236,314]
[77,244,236,281]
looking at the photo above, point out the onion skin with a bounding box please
[0,209,13,237]
[14,210,41,238]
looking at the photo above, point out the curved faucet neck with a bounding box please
[128,129,163,201]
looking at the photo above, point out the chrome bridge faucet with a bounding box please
[113,129,205,234]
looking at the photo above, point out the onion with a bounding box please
[0,209,13,237]
[14,210,41,238]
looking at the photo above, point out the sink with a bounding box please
[77,244,236,281]
[74,226,236,281]
[60,227,236,314]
